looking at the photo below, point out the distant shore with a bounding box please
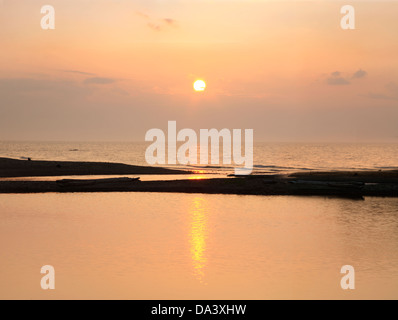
[0,157,190,177]
[1,157,398,198]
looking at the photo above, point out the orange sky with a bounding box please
[1,0,398,141]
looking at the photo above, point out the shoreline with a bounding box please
[0,157,191,177]
[1,157,398,198]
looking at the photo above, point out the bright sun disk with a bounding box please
[194,80,206,92]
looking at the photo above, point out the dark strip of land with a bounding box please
[1,158,398,198]
[289,170,398,184]
[0,157,189,177]
[0,172,398,198]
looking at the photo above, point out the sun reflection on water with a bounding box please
[189,196,209,283]
[188,175,207,180]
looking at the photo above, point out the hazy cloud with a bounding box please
[364,82,398,101]
[352,69,368,79]
[365,93,393,100]
[83,77,116,85]
[327,72,350,86]
[326,69,367,86]
[327,77,350,85]
[63,70,96,76]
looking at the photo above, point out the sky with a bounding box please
[0,0,398,142]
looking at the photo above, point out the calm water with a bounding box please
[1,142,398,299]
[1,193,398,300]
[1,142,398,174]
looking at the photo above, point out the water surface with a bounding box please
[1,142,398,174]
[1,193,397,299]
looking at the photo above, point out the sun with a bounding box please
[193,80,206,92]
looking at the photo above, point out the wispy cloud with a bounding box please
[63,71,117,85]
[83,77,116,85]
[135,11,149,20]
[326,69,368,86]
[136,11,178,32]
[147,23,162,32]
[163,18,177,26]
[63,70,96,76]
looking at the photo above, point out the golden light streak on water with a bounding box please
[189,196,209,283]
